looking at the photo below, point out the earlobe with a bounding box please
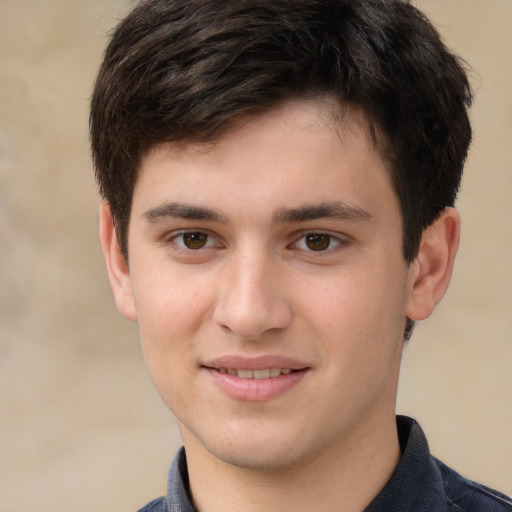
[99,202,138,321]
[405,207,460,321]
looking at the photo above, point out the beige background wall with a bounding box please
[0,1,510,511]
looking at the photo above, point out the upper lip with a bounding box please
[202,355,310,371]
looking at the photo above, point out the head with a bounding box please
[91,0,472,474]
[90,0,472,266]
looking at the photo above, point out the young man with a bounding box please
[90,1,512,510]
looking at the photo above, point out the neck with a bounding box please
[182,412,400,512]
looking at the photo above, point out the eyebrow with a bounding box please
[273,201,373,224]
[143,202,229,223]
[142,200,373,225]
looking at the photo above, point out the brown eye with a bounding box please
[182,232,209,249]
[305,234,331,251]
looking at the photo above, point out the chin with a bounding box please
[209,442,304,472]
[183,421,314,473]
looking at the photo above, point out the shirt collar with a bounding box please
[364,415,451,512]
[165,416,451,512]
[165,447,195,512]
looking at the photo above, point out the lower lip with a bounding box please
[204,368,309,402]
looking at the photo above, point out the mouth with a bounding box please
[215,368,295,379]
[204,365,308,401]
[202,356,309,400]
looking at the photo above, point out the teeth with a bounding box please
[218,368,294,379]
[253,369,270,379]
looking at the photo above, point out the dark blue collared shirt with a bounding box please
[138,416,512,511]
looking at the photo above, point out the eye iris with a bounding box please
[183,232,208,249]
[305,234,330,251]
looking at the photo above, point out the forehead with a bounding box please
[133,98,397,222]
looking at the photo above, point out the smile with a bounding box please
[217,368,294,379]
[206,365,308,401]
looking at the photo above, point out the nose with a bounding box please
[213,249,293,341]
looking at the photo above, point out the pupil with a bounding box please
[306,234,330,251]
[183,232,207,249]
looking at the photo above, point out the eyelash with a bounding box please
[165,229,348,254]
[290,232,347,253]
[167,230,222,251]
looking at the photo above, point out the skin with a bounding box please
[101,98,460,512]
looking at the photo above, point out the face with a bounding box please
[107,99,422,471]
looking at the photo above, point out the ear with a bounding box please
[99,201,138,320]
[405,207,460,321]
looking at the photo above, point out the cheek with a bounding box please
[302,271,387,321]
[134,282,206,410]
[132,267,214,368]
[307,271,406,403]
[301,265,408,351]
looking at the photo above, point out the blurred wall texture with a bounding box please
[1,1,511,511]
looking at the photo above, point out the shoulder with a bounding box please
[137,497,167,512]
[435,458,512,512]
